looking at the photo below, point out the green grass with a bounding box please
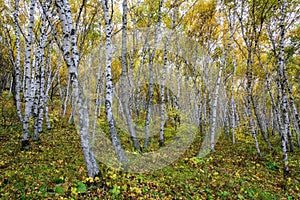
[0,95,300,199]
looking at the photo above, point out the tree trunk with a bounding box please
[144,0,164,149]
[120,0,141,152]
[13,0,23,123]
[56,0,99,177]
[251,95,272,149]
[277,0,289,175]
[210,61,223,152]
[102,0,128,167]
[22,0,36,150]
[159,37,170,147]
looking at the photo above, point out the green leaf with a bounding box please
[39,184,47,192]
[76,181,87,193]
[55,185,65,195]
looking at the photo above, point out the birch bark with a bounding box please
[13,0,23,122]
[22,0,36,150]
[277,0,289,174]
[144,0,163,149]
[56,0,99,177]
[101,0,128,167]
[210,59,223,152]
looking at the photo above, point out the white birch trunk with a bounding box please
[144,0,164,149]
[56,0,99,177]
[36,5,49,136]
[63,75,71,116]
[102,0,128,167]
[120,0,141,152]
[13,0,23,122]
[277,0,289,174]
[228,1,237,144]
[33,48,41,140]
[159,38,169,147]
[22,0,36,150]
[237,0,261,157]
[210,61,223,152]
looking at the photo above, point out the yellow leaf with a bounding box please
[235,171,240,178]
[111,174,117,180]
[287,178,291,185]
[71,187,77,194]
[213,172,219,176]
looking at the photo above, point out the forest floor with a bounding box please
[0,95,300,199]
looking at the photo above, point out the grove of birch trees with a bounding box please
[0,0,299,178]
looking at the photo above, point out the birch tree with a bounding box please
[210,56,224,152]
[236,0,262,157]
[276,0,290,175]
[144,0,164,149]
[55,0,99,177]
[120,0,141,152]
[33,3,49,140]
[13,0,23,122]
[101,0,128,167]
[22,0,36,150]
[225,0,237,144]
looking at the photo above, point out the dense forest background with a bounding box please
[0,0,300,198]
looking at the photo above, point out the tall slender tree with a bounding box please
[101,0,128,167]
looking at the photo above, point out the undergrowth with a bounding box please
[0,95,299,199]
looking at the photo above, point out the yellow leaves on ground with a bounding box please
[130,186,142,195]
[83,176,100,184]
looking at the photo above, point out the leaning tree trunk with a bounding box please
[55,0,99,178]
[246,67,261,157]
[251,95,272,149]
[237,0,261,157]
[101,0,128,167]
